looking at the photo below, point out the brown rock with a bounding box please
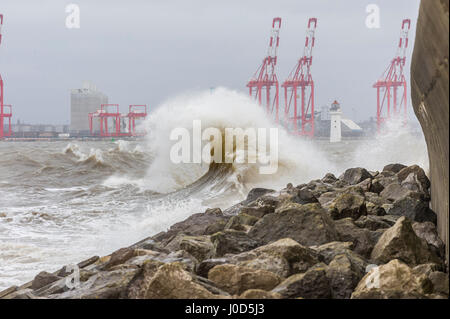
[101,248,135,270]
[208,264,281,295]
[326,254,365,299]
[31,271,62,291]
[339,167,372,185]
[211,230,260,257]
[335,218,383,258]
[397,165,430,193]
[428,271,449,296]
[351,259,433,299]
[370,216,441,266]
[144,262,220,299]
[382,163,407,174]
[412,221,445,258]
[179,235,215,262]
[239,289,282,299]
[327,192,367,220]
[198,238,319,278]
[152,209,230,244]
[272,263,331,299]
[248,203,338,247]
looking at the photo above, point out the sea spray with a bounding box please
[140,87,332,193]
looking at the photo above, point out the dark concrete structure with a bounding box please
[411,0,449,267]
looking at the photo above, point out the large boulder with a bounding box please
[137,262,224,299]
[210,230,260,257]
[272,263,331,299]
[238,206,274,218]
[198,238,319,278]
[339,167,372,185]
[380,183,415,202]
[179,236,215,262]
[321,173,337,184]
[354,215,399,231]
[364,192,388,216]
[327,192,367,220]
[351,259,433,299]
[245,188,276,204]
[383,163,407,174]
[370,217,441,266]
[334,218,383,258]
[195,258,228,278]
[225,213,259,231]
[31,272,62,291]
[126,259,165,298]
[55,266,140,299]
[152,208,230,245]
[290,188,319,205]
[412,221,446,258]
[326,254,365,299]
[428,271,449,296]
[397,165,431,193]
[389,196,437,224]
[248,203,338,247]
[100,248,136,271]
[208,264,281,295]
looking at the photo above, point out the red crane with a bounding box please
[247,17,281,123]
[282,18,317,137]
[89,104,121,137]
[89,104,148,137]
[0,13,12,139]
[127,105,147,136]
[373,19,411,132]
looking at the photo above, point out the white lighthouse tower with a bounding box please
[329,100,342,143]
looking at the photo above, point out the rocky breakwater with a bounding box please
[1,164,448,299]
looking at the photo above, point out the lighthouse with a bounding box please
[329,100,342,143]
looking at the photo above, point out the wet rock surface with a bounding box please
[1,164,446,299]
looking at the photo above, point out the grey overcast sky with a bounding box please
[0,0,420,124]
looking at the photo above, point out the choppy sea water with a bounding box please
[0,88,429,290]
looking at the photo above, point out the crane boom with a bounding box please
[247,17,282,123]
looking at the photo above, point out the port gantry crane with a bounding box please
[89,104,122,137]
[373,19,411,132]
[0,14,12,139]
[282,18,317,137]
[89,104,148,137]
[127,105,147,136]
[247,17,282,123]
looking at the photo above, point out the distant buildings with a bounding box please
[70,81,108,136]
[11,120,69,138]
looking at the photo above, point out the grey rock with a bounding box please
[412,221,445,258]
[272,263,331,299]
[389,196,437,224]
[339,167,372,185]
[31,271,62,291]
[371,216,442,266]
[382,163,407,174]
[248,203,338,247]
[335,218,383,258]
[211,230,260,257]
[326,254,365,299]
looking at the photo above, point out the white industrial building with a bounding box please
[70,81,108,136]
